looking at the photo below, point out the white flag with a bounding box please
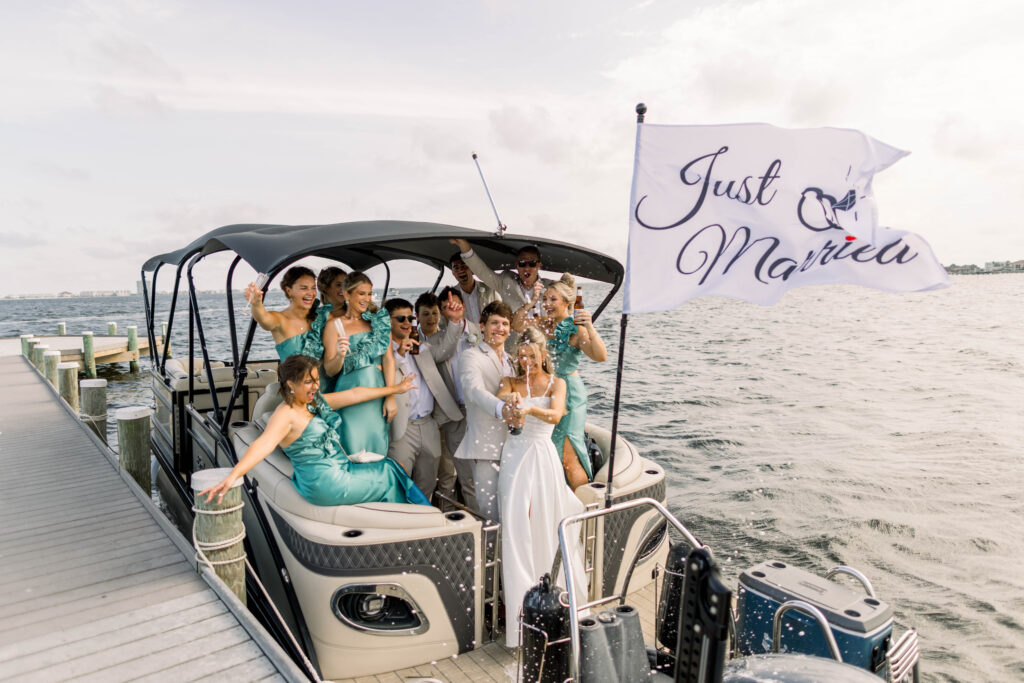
[623,123,950,314]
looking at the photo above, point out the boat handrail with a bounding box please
[772,600,843,662]
[555,496,704,682]
[825,565,877,598]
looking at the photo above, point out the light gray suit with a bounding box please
[389,341,462,500]
[425,320,480,499]
[461,248,553,348]
[454,341,513,522]
[461,248,552,313]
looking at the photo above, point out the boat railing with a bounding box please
[555,497,704,682]
[435,492,503,643]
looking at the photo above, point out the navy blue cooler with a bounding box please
[736,560,893,676]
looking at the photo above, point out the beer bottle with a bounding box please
[408,326,420,355]
[573,286,584,322]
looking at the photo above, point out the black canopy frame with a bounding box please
[142,219,624,438]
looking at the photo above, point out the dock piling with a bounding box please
[107,321,117,336]
[162,322,171,357]
[24,338,40,363]
[127,325,139,373]
[57,321,66,336]
[81,378,108,443]
[82,331,97,378]
[117,406,152,491]
[20,334,34,356]
[57,361,80,413]
[32,344,50,372]
[191,468,247,605]
[44,349,61,386]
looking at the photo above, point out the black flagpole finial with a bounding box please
[636,103,647,123]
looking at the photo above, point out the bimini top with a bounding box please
[142,220,624,286]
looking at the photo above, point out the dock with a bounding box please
[0,334,163,369]
[0,355,305,682]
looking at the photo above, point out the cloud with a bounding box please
[0,232,48,248]
[88,34,182,82]
[30,162,92,182]
[93,84,172,115]
[489,105,575,164]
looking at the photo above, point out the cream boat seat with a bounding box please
[231,384,446,531]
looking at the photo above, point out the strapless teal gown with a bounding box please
[285,394,429,506]
[274,303,332,361]
[548,318,593,481]
[333,308,392,455]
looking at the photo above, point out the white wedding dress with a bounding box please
[497,390,587,648]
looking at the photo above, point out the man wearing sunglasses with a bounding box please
[384,298,463,501]
[450,238,552,329]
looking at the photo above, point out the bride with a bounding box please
[497,326,587,648]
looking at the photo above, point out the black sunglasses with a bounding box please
[391,315,416,323]
[517,259,539,268]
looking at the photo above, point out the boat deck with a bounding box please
[333,581,659,682]
[0,355,303,682]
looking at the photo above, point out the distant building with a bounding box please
[947,260,1023,274]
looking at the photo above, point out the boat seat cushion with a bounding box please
[231,423,444,529]
[164,357,226,380]
[588,423,643,488]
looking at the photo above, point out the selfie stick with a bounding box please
[472,152,507,237]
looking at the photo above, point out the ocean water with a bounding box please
[2,275,1021,681]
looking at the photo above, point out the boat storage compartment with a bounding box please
[736,560,893,675]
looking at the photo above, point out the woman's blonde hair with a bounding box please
[338,271,379,315]
[515,326,552,376]
[545,272,576,305]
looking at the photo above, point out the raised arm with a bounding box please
[246,282,282,333]
[197,404,293,502]
[431,316,465,362]
[322,319,349,378]
[450,238,509,301]
[571,310,608,362]
[323,373,416,410]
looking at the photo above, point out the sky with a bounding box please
[1,0,1021,295]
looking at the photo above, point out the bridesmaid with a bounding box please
[247,266,332,361]
[317,266,348,392]
[540,274,607,490]
[198,354,428,507]
[322,271,396,455]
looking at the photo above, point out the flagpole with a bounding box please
[604,102,646,509]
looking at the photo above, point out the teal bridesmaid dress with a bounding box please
[333,308,392,455]
[285,394,429,506]
[274,303,332,361]
[548,318,593,481]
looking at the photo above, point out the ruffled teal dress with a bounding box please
[548,318,593,481]
[333,308,392,455]
[274,303,332,361]
[285,394,429,506]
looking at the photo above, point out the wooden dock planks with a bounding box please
[0,355,301,682]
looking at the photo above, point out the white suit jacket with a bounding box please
[453,342,511,462]
[390,341,463,443]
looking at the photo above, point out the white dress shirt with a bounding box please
[460,284,483,328]
[393,341,435,420]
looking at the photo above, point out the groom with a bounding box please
[454,301,521,522]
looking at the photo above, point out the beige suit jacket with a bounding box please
[453,342,511,462]
[390,341,463,443]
